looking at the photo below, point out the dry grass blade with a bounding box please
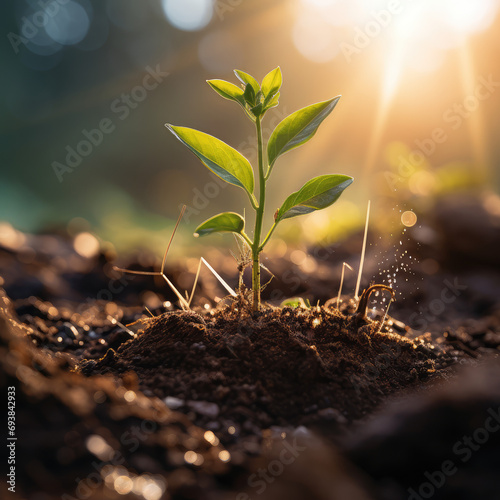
[161,205,186,275]
[112,206,190,311]
[259,262,275,291]
[337,262,353,309]
[201,257,237,297]
[111,205,237,310]
[187,258,203,307]
[376,297,394,334]
[355,200,371,300]
[108,315,136,337]
[187,257,237,307]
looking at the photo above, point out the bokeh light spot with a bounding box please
[86,434,114,461]
[142,482,164,500]
[123,390,136,403]
[184,450,204,465]
[401,210,417,227]
[162,0,212,31]
[290,249,306,265]
[114,475,133,495]
[44,1,91,46]
[204,430,220,446]
[409,171,436,196]
[293,15,339,63]
[74,232,100,258]
[294,0,500,71]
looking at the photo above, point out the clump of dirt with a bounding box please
[0,291,238,500]
[82,294,455,438]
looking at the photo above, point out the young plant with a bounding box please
[166,67,353,312]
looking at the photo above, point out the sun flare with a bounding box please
[294,0,500,175]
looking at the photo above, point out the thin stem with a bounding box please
[252,117,266,312]
[259,222,277,252]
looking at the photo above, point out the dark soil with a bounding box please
[2,193,500,499]
[81,299,452,440]
[0,292,235,500]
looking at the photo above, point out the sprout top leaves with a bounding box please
[166,67,352,311]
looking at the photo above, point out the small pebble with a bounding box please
[187,400,219,419]
[164,396,184,410]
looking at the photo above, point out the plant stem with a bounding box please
[252,117,265,311]
[259,222,277,252]
[239,231,253,249]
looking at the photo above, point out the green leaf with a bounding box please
[250,102,263,117]
[267,97,341,169]
[234,69,260,94]
[261,67,282,99]
[263,91,280,111]
[207,79,245,106]
[280,297,310,309]
[276,174,353,222]
[194,212,244,237]
[166,125,254,195]
[243,83,256,106]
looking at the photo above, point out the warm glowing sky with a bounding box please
[1,0,500,246]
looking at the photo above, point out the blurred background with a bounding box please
[1,0,500,257]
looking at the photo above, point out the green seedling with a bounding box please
[166,67,353,311]
[280,297,312,309]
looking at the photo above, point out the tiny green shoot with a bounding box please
[280,297,312,309]
[166,67,353,311]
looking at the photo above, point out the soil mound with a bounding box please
[83,302,453,435]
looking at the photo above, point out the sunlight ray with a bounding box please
[458,41,490,175]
